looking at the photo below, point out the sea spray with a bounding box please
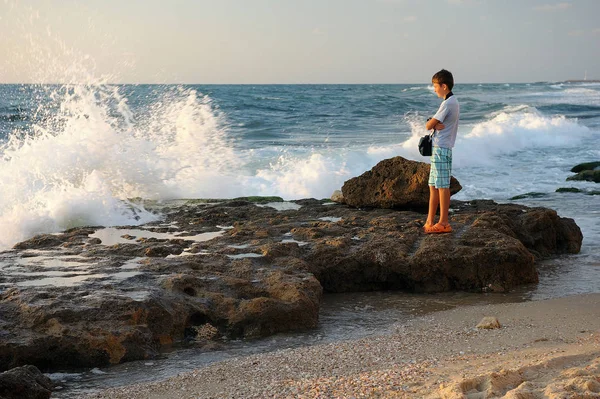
[0,84,151,249]
[140,87,242,199]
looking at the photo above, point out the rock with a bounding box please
[191,323,219,340]
[556,187,582,193]
[0,198,582,372]
[305,208,538,293]
[556,187,600,196]
[144,245,179,257]
[330,190,344,203]
[12,235,65,250]
[567,169,600,183]
[0,365,53,399]
[341,156,461,209]
[513,207,583,257]
[476,317,501,329]
[12,227,98,250]
[509,192,547,200]
[570,161,600,173]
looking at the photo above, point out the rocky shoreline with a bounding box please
[0,156,586,397]
[0,197,582,372]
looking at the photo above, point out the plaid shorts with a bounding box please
[429,147,453,188]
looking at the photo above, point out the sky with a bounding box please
[0,0,599,84]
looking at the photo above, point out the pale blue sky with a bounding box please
[1,0,599,83]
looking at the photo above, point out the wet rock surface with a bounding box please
[570,161,600,174]
[567,161,600,183]
[0,197,582,372]
[567,169,600,183]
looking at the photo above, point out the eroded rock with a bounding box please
[341,156,462,209]
[0,196,582,372]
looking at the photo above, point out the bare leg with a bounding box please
[438,188,451,226]
[426,185,439,227]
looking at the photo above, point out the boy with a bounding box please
[424,69,460,234]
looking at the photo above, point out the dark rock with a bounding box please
[514,207,582,256]
[509,192,547,200]
[341,156,461,209]
[570,161,600,173]
[12,235,65,250]
[556,187,582,193]
[232,196,284,204]
[556,187,600,195]
[567,169,600,183]
[144,245,180,257]
[0,365,52,399]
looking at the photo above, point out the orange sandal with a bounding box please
[425,223,452,234]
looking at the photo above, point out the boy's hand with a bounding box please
[434,122,445,130]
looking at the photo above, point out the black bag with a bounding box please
[418,134,432,156]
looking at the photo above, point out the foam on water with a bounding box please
[0,80,256,249]
[249,105,595,201]
[0,9,598,250]
[1,80,597,250]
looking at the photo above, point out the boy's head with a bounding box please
[432,69,454,98]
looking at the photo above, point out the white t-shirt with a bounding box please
[432,94,460,149]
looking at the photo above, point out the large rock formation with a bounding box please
[341,156,462,209]
[0,195,582,372]
[300,200,580,293]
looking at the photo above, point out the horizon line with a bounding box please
[0,80,597,86]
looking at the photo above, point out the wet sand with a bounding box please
[81,293,600,398]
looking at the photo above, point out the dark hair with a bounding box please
[432,69,454,91]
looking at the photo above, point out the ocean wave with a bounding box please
[0,84,241,249]
[455,108,591,167]
[401,86,429,92]
[1,81,598,249]
[563,87,600,95]
[537,103,600,118]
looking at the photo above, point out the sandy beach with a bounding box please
[80,293,600,399]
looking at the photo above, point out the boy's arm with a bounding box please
[427,100,449,130]
[425,118,439,130]
[425,118,445,131]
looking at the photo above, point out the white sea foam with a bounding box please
[242,106,594,201]
[453,107,591,167]
[2,78,595,251]
[1,7,596,249]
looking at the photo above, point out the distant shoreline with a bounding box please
[562,79,600,83]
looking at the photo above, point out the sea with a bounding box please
[1,82,600,396]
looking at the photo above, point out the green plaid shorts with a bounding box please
[429,147,453,188]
